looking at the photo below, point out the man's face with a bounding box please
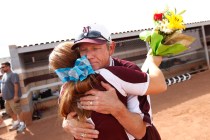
[1,64,9,73]
[78,42,114,70]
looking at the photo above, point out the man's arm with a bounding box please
[14,83,20,102]
[109,95,146,139]
[12,73,21,103]
[80,82,146,139]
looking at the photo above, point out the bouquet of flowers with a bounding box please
[139,7,196,56]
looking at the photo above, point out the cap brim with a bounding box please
[72,38,107,50]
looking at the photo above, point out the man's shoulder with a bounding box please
[113,58,140,70]
[8,72,19,79]
[113,57,135,66]
[10,72,18,75]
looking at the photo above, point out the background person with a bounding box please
[62,23,166,140]
[0,73,4,125]
[0,73,5,110]
[0,62,26,133]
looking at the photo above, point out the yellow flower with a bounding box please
[166,12,186,30]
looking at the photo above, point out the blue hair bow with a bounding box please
[55,56,95,83]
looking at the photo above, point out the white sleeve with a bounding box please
[95,69,149,96]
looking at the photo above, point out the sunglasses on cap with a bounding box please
[74,30,110,43]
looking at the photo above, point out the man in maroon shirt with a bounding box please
[62,23,167,140]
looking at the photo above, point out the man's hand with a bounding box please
[63,112,99,140]
[13,95,20,103]
[79,81,123,115]
[80,82,146,139]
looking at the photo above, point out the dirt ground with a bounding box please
[151,70,210,140]
[1,70,210,140]
[0,114,74,140]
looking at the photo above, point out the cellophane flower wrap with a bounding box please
[139,7,196,56]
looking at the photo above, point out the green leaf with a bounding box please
[177,10,186,15]
[156,43,188,56]
[150,32,164,55]
[139,31,152,42]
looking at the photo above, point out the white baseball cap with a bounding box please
[72,23,112,50]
